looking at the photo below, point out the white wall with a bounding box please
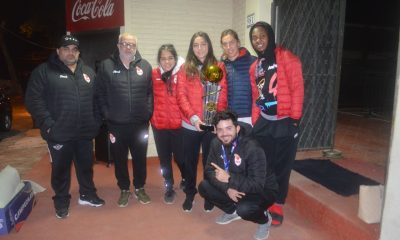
[124,0,233,67]
[232,0,247,44]
[380,29,400,240]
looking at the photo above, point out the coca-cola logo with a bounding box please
[71,0,115,22]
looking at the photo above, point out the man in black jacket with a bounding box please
[198,110,278,240]
[25,34,105,219]
[94,32,153,207]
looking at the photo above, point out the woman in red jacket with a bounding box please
[177,31,227,212]
[249,21,304,226]
[151,44,185,204]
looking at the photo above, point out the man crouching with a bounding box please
[198,110,278,240]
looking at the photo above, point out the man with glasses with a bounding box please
[95,33,153,207]
[25,34,105,219]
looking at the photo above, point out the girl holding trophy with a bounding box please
[177,31,227,213]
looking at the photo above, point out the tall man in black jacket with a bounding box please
[94,33,153,207]
[198,110,278,240]
[25,34,105,219]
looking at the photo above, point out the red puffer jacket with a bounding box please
[250,47,304,122]
[150,67,182,129]
[177,62,228,126]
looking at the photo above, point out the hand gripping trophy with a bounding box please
[200,64,224,131]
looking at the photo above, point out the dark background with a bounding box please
[0,0,399,118]
[340,0,399,118]
[0,0,65,93]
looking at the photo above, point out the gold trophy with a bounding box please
[200,64,223,131]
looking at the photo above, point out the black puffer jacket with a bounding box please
[204,128,278,199]
[94,50,153,125]
[25,53,99,142]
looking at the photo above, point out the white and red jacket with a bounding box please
[150,57,185,129]
[177,62,228,129]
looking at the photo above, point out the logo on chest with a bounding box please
[234,153,242,166]
[83,73,91,83]
[136,66,143,76]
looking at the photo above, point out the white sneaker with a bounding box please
[215,211,241,224]
[254,212,272,240]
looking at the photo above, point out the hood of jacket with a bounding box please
[249,21,276,61]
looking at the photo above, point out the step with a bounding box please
[287,158,382,240]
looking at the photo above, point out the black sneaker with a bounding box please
[182,196,194,212]
[55,208,69,219]
[204,200,214,212]
[78,194,105,207]
[164,189,176,204]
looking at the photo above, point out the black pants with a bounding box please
[152,127,185,189]
[108,123,149,190]
[48,139,97,210]
[181,127,215,197]
[198,180,275,224]
[252,117,299,204]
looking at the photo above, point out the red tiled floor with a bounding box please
[2,156,335,240]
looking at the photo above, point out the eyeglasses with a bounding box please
[119,42,136,49]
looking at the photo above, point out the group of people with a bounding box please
[25,21,303,240]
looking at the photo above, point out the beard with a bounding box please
[220,133,238,147]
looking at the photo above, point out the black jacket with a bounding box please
[204,128,278,199]
[25,53,99,142]
[94,50,153,125]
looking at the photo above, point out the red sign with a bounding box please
[66,0,124,32]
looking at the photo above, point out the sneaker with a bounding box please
[215,211,241,224]
[253,212,272,240]
[164,189,176,204]
[55,208,69,219]
[135,188,151,204]
[182,196,194,212]
[118,190,131,207]
[204,200,214,212]
[268,204,283,226]
[78,194,105,207]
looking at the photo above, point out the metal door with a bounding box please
[272,0,346,149]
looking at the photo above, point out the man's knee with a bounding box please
[236,203,255,219]
[198,180,210,198]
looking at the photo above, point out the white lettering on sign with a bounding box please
[71,0,115,22]
[14,191,34,221]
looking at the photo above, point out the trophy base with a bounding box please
[200,124,214,131]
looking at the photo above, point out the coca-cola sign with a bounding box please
[66,0,124,32]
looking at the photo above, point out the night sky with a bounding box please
[0,0,65,80]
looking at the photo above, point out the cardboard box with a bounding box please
[0,181,35,235]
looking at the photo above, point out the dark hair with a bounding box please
[212,110,239,127]
[157,44,178,64]
[185,31,217,78]
[157,44,178,95]
[249,21,276,57]
[220,29,240,44]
